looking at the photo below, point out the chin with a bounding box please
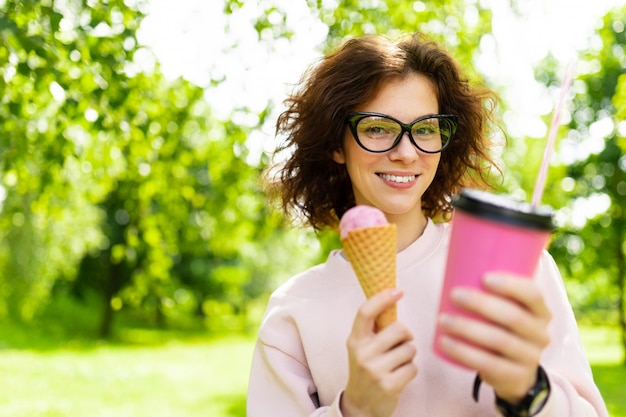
[379,202,423,217]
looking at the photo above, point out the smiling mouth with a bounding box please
[378,173,418,183]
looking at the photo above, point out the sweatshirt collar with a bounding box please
[330,219,449,272]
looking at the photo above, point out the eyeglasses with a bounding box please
[346,112,458,153]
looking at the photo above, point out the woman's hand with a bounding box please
[341,289,418,417]
[437,273,552,404]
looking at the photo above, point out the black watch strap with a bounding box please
[472,366,551,417]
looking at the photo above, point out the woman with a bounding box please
[247,33,608,417]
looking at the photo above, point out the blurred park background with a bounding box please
[0,0,625,416]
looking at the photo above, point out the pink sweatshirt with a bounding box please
[247,219,609,416]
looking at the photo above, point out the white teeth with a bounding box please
[379,174,416,183]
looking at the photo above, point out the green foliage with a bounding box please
[0,0,317,334]
[3,0,622,345]
[225,0,493,78]
[533,5,626,359]
[0,0,133,319]
[315,0,491,73]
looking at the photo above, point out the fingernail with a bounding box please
[484,274,502,287]
[390,288,403,298]
[439,335,454,349]
[439,314,454,328]
[451,288,468,303]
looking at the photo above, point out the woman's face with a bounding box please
[334,72,441,223]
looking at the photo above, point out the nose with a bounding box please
[389,132,419,161]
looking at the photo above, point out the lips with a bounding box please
[377,173,418,184]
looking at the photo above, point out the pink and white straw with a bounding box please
[531,60,577,207]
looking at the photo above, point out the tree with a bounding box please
[10,0,604,340]
[537,6,626,363]
[0,0,313,336]
[0,0,124,319]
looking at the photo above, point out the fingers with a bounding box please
[355,325,416,367]
[448,274,551,344]
[436,273,552,400]
[348,289,414,364]
[343,290,418,417]
[347,289,414,371]
[483,273,552,321]
[437,332,536,400]
[438,313,542,366]
[351,288,404,337]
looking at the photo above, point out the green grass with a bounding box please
[580,325,626,417]
[0,325,253,417]
[593,364,626,417]
[0,319,623,417]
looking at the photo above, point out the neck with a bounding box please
[386,212,428,252]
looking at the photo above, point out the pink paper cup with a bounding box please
[433,189,553,366]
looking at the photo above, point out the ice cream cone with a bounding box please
[342,224,397,329]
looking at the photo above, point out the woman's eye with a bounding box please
[359,121,394,136]
[414,124,438,136]
[366,125,387,134]
[415,127,432,134]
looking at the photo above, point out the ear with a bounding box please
[333,148,346,164]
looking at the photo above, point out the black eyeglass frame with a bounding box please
[346,111,458,154]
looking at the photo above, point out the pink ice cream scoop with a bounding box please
[339,205,388,239]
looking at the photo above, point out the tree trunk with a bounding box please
[194,291,206,318]
[155,297,166,329]
[99,291,114,339]
[99,262,122,338]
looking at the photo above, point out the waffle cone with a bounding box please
[342,224,397,329]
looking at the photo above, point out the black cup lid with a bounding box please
[453,188,554,230]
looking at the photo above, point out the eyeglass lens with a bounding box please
[355,115,453,152]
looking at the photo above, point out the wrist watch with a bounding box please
[494,366,551,417]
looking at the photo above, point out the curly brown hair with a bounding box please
[268,33,500,231]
